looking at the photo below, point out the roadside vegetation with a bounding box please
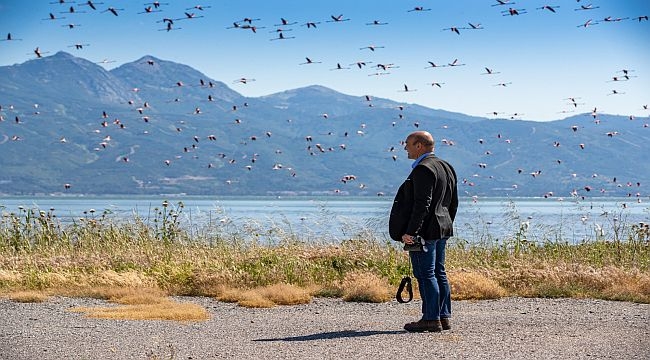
[1,201,648,321]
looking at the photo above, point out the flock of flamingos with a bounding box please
[0,1,648,204]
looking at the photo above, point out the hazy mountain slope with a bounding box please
[0,52,648,198]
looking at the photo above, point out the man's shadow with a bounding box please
[254,330,406,342]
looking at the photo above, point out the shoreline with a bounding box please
[1,296,648,359]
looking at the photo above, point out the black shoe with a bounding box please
[440,318,451,330]
[404,319,442,333]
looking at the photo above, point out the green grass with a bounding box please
[1,202,648,303]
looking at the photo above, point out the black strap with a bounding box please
[396,276,413,303]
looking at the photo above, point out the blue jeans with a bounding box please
[409,237,451,321]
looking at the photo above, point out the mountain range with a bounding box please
[1,52,648,199]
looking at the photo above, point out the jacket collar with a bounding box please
[411,152,435,169]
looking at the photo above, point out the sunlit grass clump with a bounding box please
[340,271,392,303]
[68,287,210,321]
[216,283,312,308]
[449,272,507,300]
[6,290,49,303]
[1,202,649,315]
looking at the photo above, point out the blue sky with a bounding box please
[1,0,648,121]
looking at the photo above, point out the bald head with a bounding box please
[404,131,435,159]
[408,131,434,150]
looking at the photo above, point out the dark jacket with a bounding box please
[389,154,458,241]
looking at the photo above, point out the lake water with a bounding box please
[1,196,648,244]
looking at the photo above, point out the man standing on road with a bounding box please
[389,130,458,332]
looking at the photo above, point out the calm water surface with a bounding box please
[1,196,648,243]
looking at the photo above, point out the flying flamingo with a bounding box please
[536,5,560,13]
[482,67,501,75]
[408,6,431,12]
[32,47,49,58]
[327,14,350,22]
[80,1,103,10]
[577,19,598,28]
[160,21,180,31]
[61,6,85,14]
[68,43,90,49]
[1,33,22,41]
[360,45,385,51]
[602,16,629,22]
[43,13,65,20]
[239,17,260,24]
[376,63,398,71]
[443,27,462,35]
[138,6,162,14]
[239,24,264,33]
[275,18,297,26]
[608,76,630,82]
[146,2,168,9]
[299,57,322,65]
[270,32,295,41]
[350,61,372,69]
[575,4,600,11]
[301,21,320,28]
[177,12,204,20]
[233,77,256,84]
[187,5,211,11]
[502,8,527,16]
[400,84,417,92]
[330,63,350,70]
[448,58,466,67]
[366,20,388,25]
[491,0,515,6]
[425,61,447,69]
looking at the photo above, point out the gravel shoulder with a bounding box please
[0,296,648,360]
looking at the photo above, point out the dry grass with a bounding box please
[214,283,311,308]
[69,287,209,321]
[215,286,244,303]
[0,269,21,284]
[341,271,392,303]
[1,208,648,305]
[257,283,312,305]
[6,290,49,303]
[603,272,650,303]
[105,287,168,305]
[449,272,507,300]
[0,285,210,321]
[310,284,345,298]
[71,300,210,321]
[486,263,650,303]
[236,290,276,308]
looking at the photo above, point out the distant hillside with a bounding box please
[0,52,648,199]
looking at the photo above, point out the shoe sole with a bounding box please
[404,327,442,333]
